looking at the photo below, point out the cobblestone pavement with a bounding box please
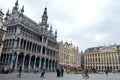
[0,72,120,80]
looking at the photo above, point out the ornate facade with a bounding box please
[59,41,81,68]
[1,0,59,72]
[84,45,120,71]
[0,10,6,58]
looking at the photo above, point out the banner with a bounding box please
[12,54,17,61]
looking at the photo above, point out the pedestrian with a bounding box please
[83,69,89,78]
[17,65,22,78]
[56,68,60,77]
[40,68,45,78]
[61,67,64,77]
[105,70,108,76]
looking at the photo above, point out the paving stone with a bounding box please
[0,72,120,80]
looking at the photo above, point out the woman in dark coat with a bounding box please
[56,68,60,77]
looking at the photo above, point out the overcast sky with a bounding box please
[0,0,120,51]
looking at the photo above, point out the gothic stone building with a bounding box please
[1,0,59,72]
[0,10,6,58]
[59,41,81,69]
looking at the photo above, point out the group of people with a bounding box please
[56,67,64,77]
[40,66,64,78]
[16,65,90,79]
[16,65,64,78]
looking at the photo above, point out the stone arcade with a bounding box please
[1,0,59,72]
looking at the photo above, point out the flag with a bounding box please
[12,55,17,61]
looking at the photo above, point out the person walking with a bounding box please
[85,70,89,78]
[82,69,89,78]
[61,67,64,77]
[40,68,45,78]
[56,68,60,77]
[18,65,22,78]
[105,70,108,76]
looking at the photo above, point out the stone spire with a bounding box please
[14,0,19,10]
[4,9,9,21]
[55,29,57,38]
[6,9,9,16]
[21,5,24,13]
[19,5,24,17]
[12,0,19,14]
[50,25,53,33]
[41,7,48,25]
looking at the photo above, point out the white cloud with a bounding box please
[0,0,120,51]
[95,33,109,42]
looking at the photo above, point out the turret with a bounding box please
[4,9,9,21]
[21,5,24,13]
[12,0,19,14]
[19,5,24,17]
[55,29,57,39]
[50,25,53,33]
[41,7,48,26]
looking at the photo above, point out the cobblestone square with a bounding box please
[0,72,120,80]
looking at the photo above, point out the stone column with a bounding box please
[8,39,10,49]
[25,40,28,50]
[28,55,31,70]
[4,54,7,64]
[32,43,35,52]
[36,45,38,53]
[117,53,119,71]
[22,40,24,49]
[110,53,113,70]
[34,56,36,69]
[47,60,49,72]
[6,55,8,64]
[53,61,55,72]
[7,54,10,64]
[54,61,56,72]
[27,41,30,51]
[39,57,41,72]
[51,61,53,72]
[34,44,36,53]
[22,55,25,70]
[114,52,117,70]
[100,53,102,70]
[41,46,43,54]
[102,53,105,70]
[31,43,33,52]
[14,38,18,49]
[42,36,44,43]
[44,58,46,69]
[49,61,52,72]
[10,40,12,49]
